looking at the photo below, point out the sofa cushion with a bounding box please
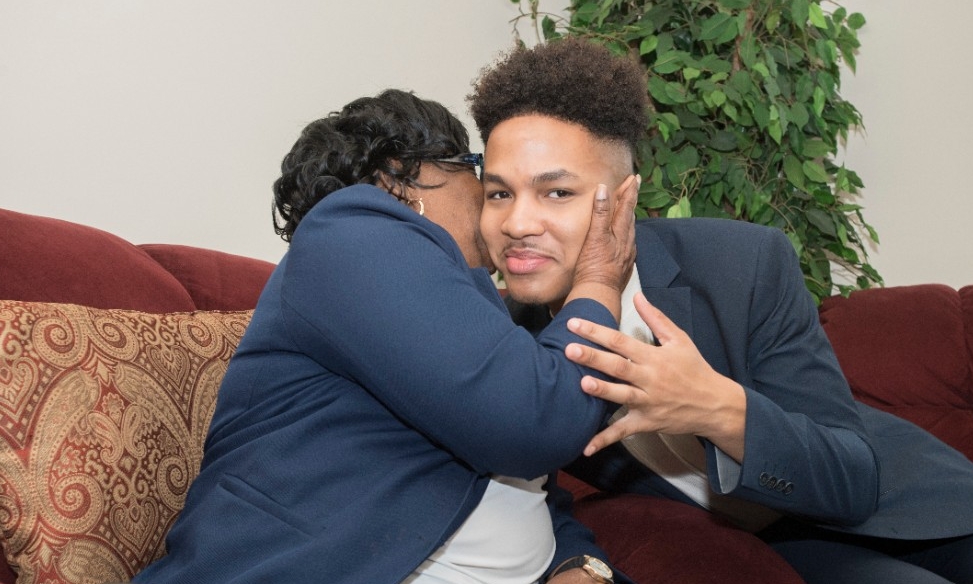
[138,244,276,311]
[819,284,973,459]
[0,300,252,583]
[573,493,804,583]
[0,209,197,312]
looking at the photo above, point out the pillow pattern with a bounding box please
[0,301,252,583]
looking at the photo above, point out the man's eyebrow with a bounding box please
[481,168,579,186]
[481,172,510,187]
[531,169,579,184]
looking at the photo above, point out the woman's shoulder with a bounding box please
[305,183,403,221]
[289,183,466,265]
[295,184,421,241]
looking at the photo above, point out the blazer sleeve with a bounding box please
[707,227,880,526]
[279,196,617,479]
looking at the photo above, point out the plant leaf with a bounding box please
[639,187,672,209]
[784,155,806,190]
[848,12,866,30]
[664,82,690,103]
[699,13,735,41]
[790,0,809,25]
[768,119,783,144]
[666,196,692,218]
[766,10,781,33]
[802,139,831,158]
[802,159,830,183]
[812,86,826,116]
[709,130,737,151]
[789,102,810,128]
[807,209,837,237]
[640,35,659,55]
[648,76,675,104]
[808,3,827,29]
[655,50,686,74]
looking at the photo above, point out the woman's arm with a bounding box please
[279,186,630,478]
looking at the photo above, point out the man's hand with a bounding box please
[564,292,748,461]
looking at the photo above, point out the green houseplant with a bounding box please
[511,0,881,303]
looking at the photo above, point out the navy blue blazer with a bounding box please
[134,185,621,583]
[514,218,973,541]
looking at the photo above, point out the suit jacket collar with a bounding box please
[634,225,693,337]
[634,226,680,288]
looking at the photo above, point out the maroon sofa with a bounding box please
[0,207,970,583]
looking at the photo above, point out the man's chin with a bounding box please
[503,285,557,308]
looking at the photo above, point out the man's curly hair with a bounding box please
[468,37,648,155]
[272,89,470,242]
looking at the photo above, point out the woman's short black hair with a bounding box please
[468,37,648,155]
[272,89,470,242]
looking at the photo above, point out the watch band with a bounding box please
[548,555,614,583]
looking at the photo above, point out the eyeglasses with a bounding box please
[430,152,483,177]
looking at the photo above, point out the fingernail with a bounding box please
[565,344,582,359]
[567,317,580,330]
[584,445,596,457]
[635,174,642,188]
[596,184,607,200]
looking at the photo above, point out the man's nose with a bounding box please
[502,198,544,238]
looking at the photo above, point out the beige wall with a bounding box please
[0,1,532,263]
[839,0,973,288]
[2,1,970,287]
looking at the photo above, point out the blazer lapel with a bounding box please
[635,225,693,338]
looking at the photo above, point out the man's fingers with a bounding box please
[633,293,684,345]
[577,373,640,403]
[584,421,636,456]
[567,317,649,364]
[565,342,638,383]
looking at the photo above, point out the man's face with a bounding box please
[480,114,630,312]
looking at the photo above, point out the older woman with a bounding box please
[132,89,637,584]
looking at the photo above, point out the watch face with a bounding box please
[585,556,613,580]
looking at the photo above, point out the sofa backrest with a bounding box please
[0,208,275,311]
[820,284,973,460]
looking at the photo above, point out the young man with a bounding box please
[469,38,973,583]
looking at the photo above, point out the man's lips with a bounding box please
[503,249,552,275]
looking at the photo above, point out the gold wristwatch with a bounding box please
[548,554,614,583]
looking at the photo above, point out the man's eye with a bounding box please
[547,189,573,199]
[486,190,511,200]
